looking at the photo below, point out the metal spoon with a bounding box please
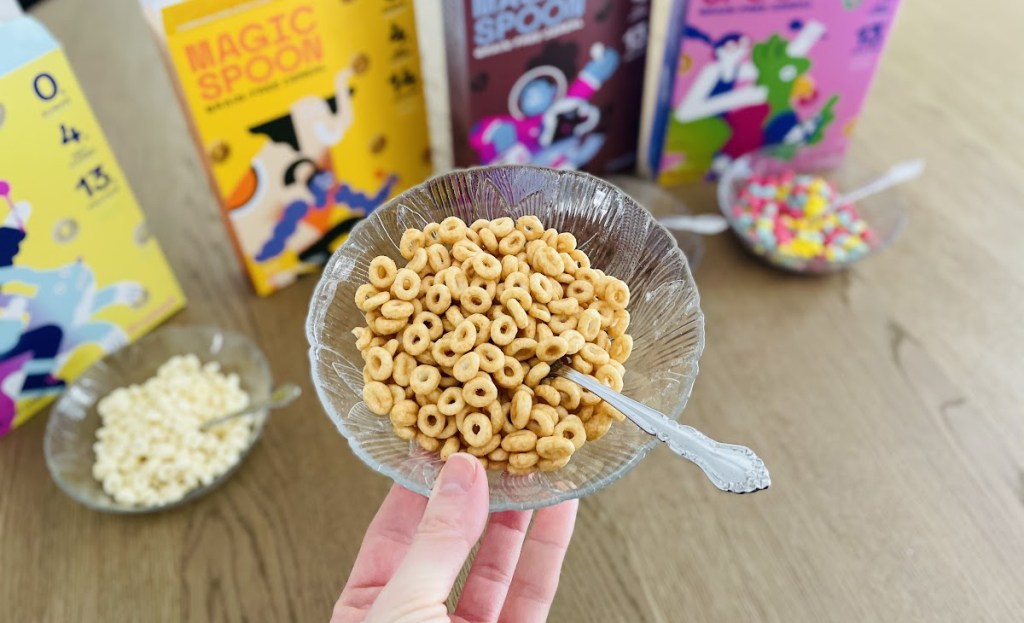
[200,383,302,431]
[658,159,925,237]
[658,213,730,235]
[551,363,770,494]
[837,159,925,205]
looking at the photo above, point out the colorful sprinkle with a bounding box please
[731,173,875,270]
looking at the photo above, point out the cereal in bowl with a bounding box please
[352,216,632,474]
[91,355,252,507]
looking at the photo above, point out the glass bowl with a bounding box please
[717,147,908,274]
[44,325,273,514]
[605,174,706,270]
[306,165,705,511]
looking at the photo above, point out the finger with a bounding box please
[335,485,428,613]
[453,510,533,622]
[369,454,489,609]
[498,500,579,623]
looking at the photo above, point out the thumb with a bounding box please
[367,454,489,613]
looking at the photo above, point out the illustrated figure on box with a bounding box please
[224,66,398,280]
[469,42,620,170]
[664,21,839,180]
[0,181,145,430]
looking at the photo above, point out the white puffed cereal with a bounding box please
[91,355,253,508]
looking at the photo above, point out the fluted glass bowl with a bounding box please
[44,325,273,514]
[718,148,907,274]
[306,166,705,511]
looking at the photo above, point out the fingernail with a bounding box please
[437,453,478,493]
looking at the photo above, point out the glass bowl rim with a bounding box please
[305,164,707,510]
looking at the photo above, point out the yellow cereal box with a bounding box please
[0,15,186,436]
[143,0,433,296]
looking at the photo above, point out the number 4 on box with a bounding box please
[61,123,81,144]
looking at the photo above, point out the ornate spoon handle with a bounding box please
[553,365,770,494]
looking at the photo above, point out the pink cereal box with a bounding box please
[653,0,902,184]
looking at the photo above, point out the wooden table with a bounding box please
[4,0,1024,620]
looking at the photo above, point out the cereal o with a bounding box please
[440,436,461,460]
[438,387,466,416]
[369,256,397,290]
[363,381,393,415]
[537,436,574,460]
[463,375,498,408]
[418,405,447,437]
[460,286,492,314]
[400,229,425,259]
[391,269,421,301]
[509,450,540,470]
[472,253,502,280]
[609,334,633,363]
[475,343,504,373]
[410,365,441,394]
[453,352,481,382]
[466,434,502,457]
[490,315,517,346]
[425,283,452,315]
[460,412,493,447]
[510,389,533,429]
[418,433,441,453]
[490,217,515,237]
[497,230,526,255]
[389,399,418,427]
[402,323,431,356]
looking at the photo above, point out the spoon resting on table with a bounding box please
[200,383,302,432]
[550,362,770,494]
[657,158,925,236]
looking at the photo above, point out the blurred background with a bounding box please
[2,0,1023,621]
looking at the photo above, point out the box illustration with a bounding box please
[145,0,433,295]
[440,0,651,174]
[0,16,186,435]
[655,0,901,184]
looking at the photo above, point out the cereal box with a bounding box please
[653,0,902,184]
[142,0,433,296]
[426,0,652,174]
[0,15,186,436]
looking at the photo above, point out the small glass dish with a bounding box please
[44,325,273,514]
[307,165,705,512]
[717,147,908,274]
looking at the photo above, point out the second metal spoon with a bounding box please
[201,383,302,431]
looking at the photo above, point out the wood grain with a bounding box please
[3,0,1024,621]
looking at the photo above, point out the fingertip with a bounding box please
[433,452,484,495]
[534,498,579,534]
[428,453,489,533]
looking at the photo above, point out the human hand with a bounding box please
[331,454,579,623]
